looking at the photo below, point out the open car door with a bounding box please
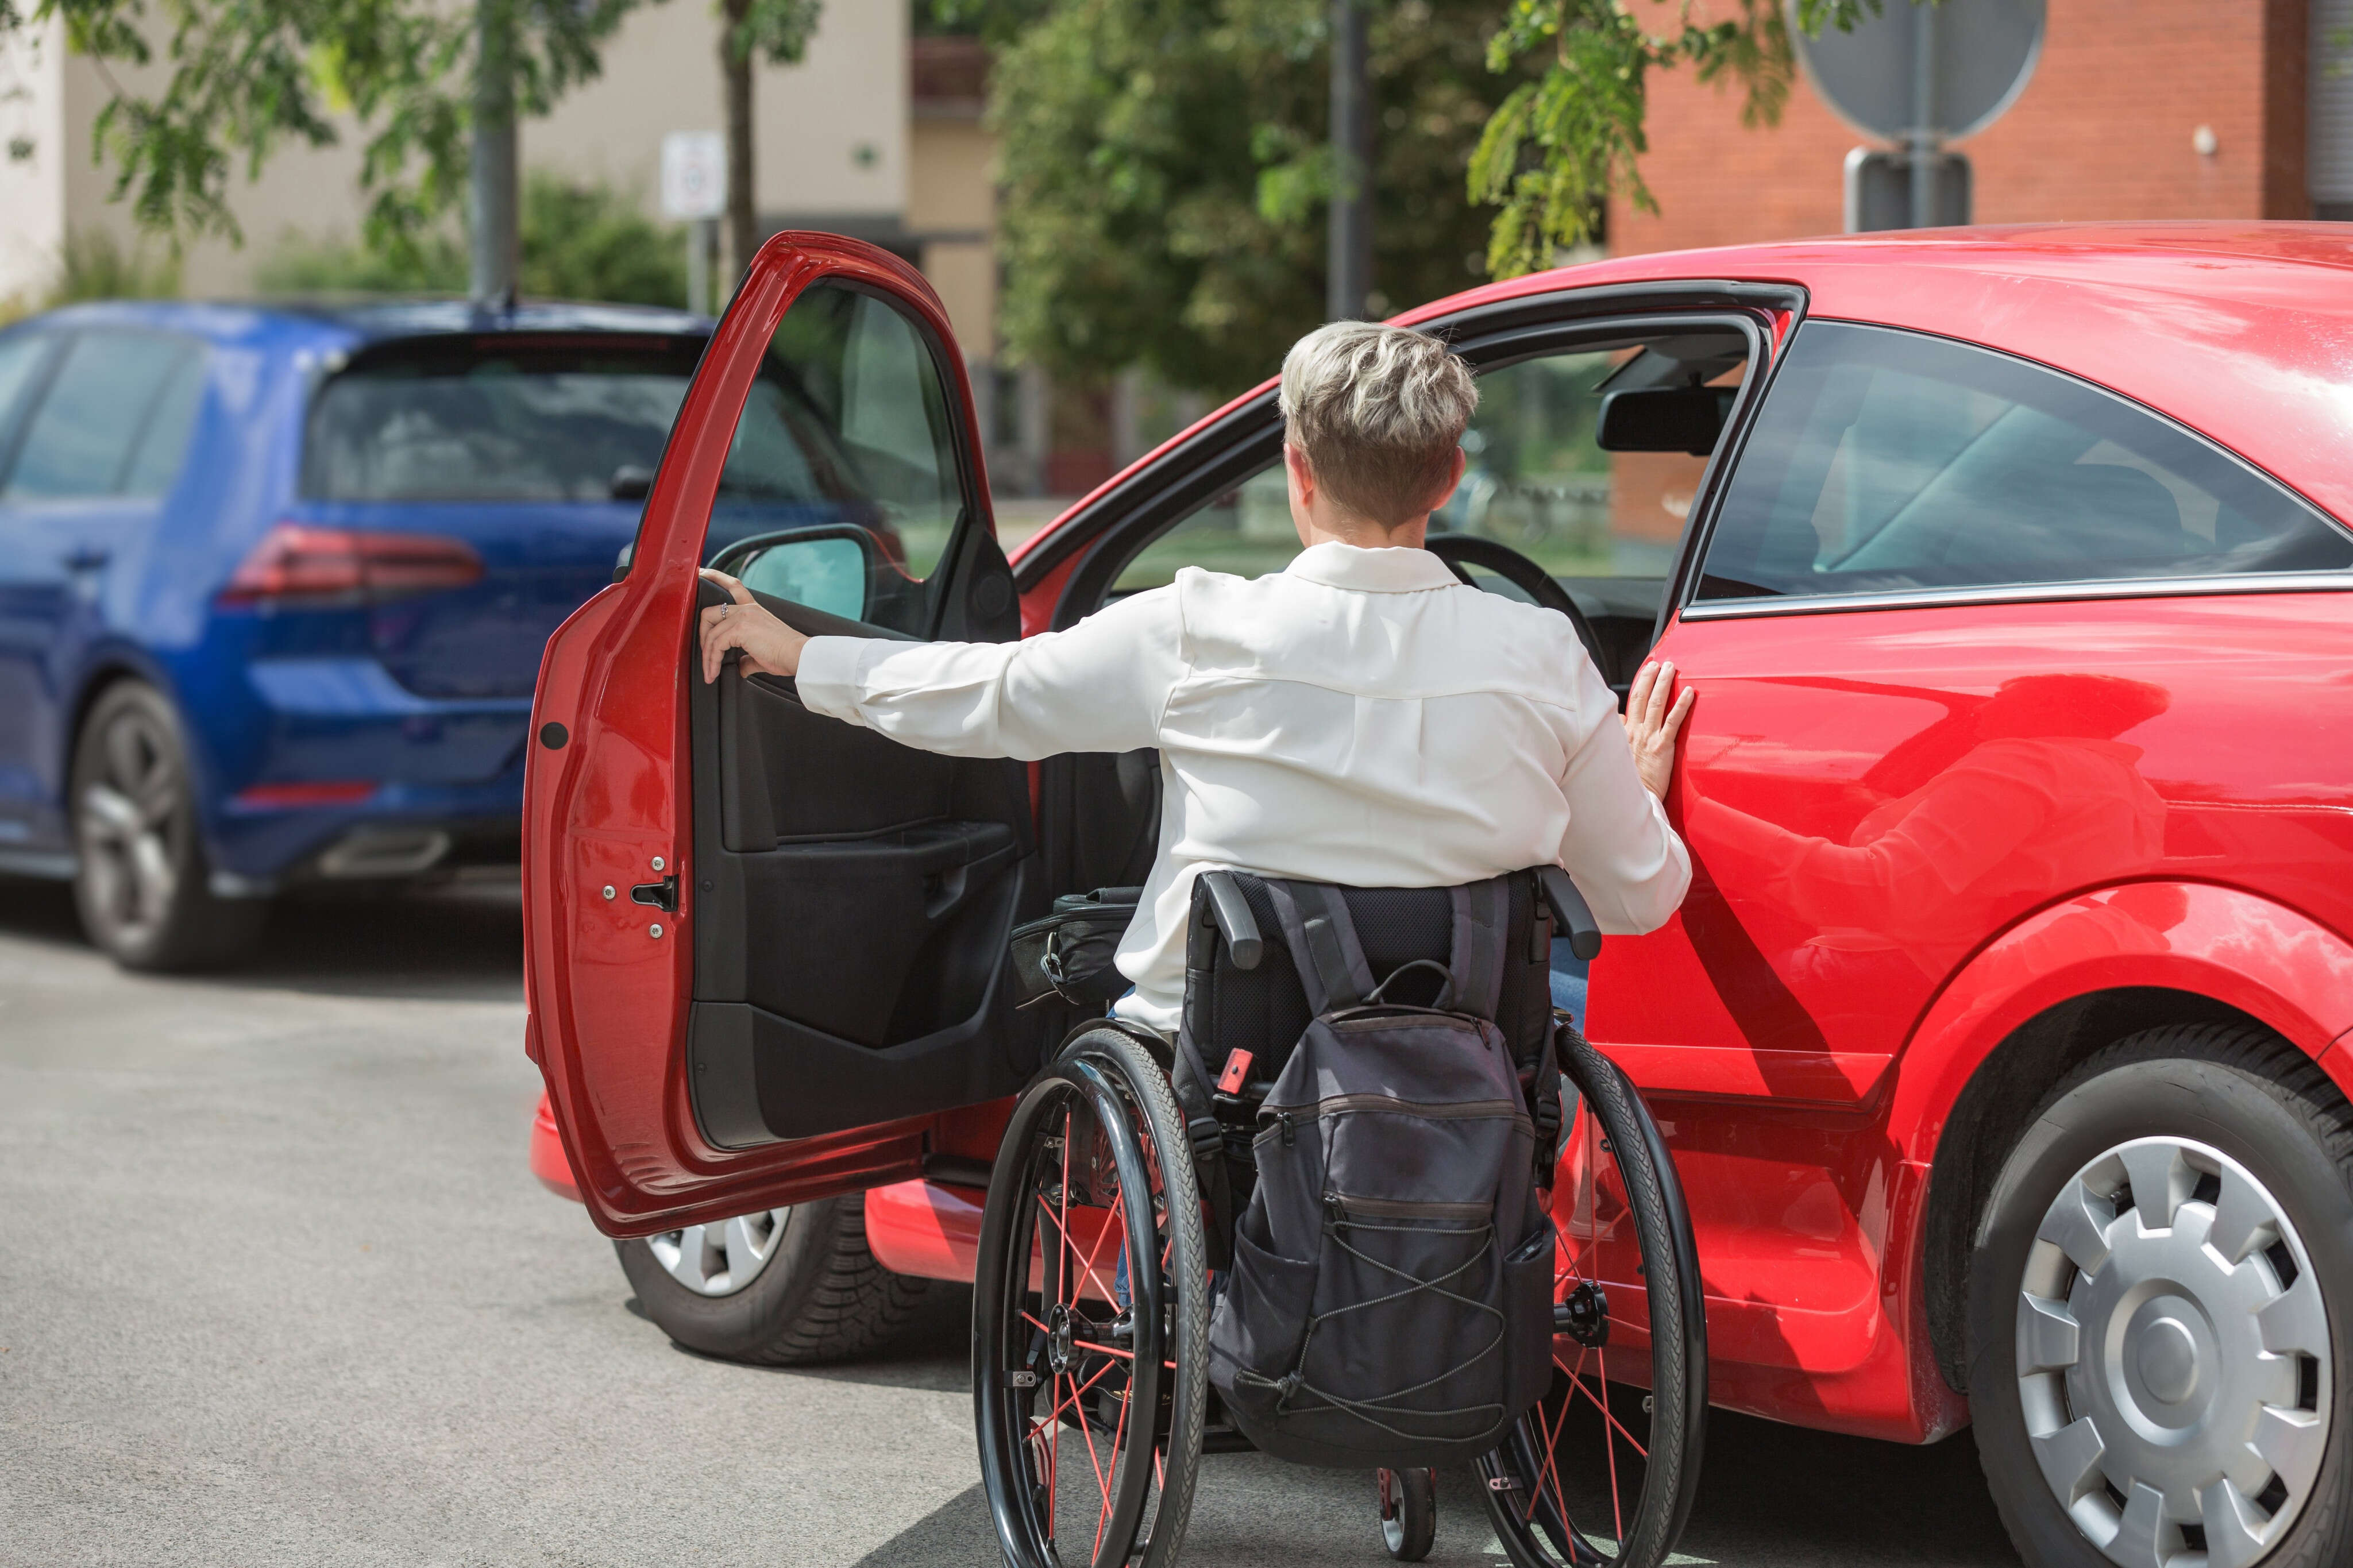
[524,234,1032,1236]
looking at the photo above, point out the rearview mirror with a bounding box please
[1595,387,1735,456]
[709,526,878,624]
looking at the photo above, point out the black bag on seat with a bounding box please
[1009,886,1140,1009]
[1202,876,1557,1469]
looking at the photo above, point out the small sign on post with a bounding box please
[662,132,727,316]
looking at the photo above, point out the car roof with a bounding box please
[19,298,713,355]
[1400,221,2353,527]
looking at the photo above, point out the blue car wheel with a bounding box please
[70,681,266,971]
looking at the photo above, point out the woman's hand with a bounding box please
[1623,659,1696,801]
[698,569,809,683]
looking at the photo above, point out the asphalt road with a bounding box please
[0,879,2022,1568]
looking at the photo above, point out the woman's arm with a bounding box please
[699,567,1187,761]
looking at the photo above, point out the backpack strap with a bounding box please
[1264,879,1374,1015]
[1444,876,1513,1021]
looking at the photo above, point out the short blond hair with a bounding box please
[1278,322,1478,526]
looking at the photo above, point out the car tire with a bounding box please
[1968,1025,2353,1568]
[614,1192,929,1365]
[69,681,267,972]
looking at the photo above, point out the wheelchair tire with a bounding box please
[974,1026,1210,1568]
[1477,1030,1707,1568]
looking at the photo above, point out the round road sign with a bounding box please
[1788,0,2045,144]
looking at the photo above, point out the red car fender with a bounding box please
[1887,880,2353,1170]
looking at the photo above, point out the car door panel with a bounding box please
[526,234,1026,1237]
[686,590,1035,1148]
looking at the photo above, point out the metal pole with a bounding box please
[469,0,520,308]
[1907,6,1937,230]
[1326,0,1372,320]
[687,219,711,316]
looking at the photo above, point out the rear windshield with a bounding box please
[300,335,889,510]
[303,338,703,502]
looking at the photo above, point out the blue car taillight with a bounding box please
[216,522,484,608]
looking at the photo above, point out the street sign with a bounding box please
[1846,147,1970,231]
[1789,0,2044,144]
[661,132,727,222]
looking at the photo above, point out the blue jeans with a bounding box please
[1549,937,1590,1033]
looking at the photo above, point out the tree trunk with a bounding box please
[470,0,520,308]
[722,0,758,290]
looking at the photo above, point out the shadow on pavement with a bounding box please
[0,872,523,1003]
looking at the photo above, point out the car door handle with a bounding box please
[61,546,110,571]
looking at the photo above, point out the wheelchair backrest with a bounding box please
[1180,868,1557,1090]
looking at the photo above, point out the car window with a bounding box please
[1113,465,1292,593]
[1109,328,1746,600]
[1697,321,2353,602]
[706,279,972,635]
[305,339,704,503]
[3,332,202,501]
[1436,341,1738,581]
[0,332,55,445]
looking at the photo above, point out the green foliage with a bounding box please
[724,0,819,67]
[254,173,686,306]
[43,227,183,304]
[1473,0,1897,277]
[12,0,642,262]
[992,0,1533,397]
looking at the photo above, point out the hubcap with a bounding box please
[76,708,185,945]
[2016,1137,2331,1568]
[646,1208,790,1297]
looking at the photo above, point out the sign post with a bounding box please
[661,131,728,315]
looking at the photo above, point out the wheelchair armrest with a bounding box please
[1199,870,1263,970]
[1540,866,1604,961]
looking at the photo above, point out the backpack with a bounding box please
[1200,876,1558,1469]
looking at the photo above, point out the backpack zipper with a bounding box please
[1324,1191,1495,1222]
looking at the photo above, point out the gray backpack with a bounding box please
[1203,878,1557,1469]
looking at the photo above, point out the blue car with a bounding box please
[0,298,881,969]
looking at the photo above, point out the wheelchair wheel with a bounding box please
[974,1026,1210,1568]
[1478,1031,1707,1568]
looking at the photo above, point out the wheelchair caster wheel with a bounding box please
[1377,1467,1436,1561]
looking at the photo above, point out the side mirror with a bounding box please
[708,526,880,624]
[1595,387,1735,456]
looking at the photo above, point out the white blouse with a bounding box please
[796,540,1691,1035]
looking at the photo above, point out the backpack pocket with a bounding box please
[1501,1216,1560,1415]
[1208,1224,1319,1424]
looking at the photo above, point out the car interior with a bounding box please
[677,308,1757,1150]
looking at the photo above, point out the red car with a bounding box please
[527,225,2353,1568]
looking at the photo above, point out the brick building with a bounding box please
[1610,0,2337,257]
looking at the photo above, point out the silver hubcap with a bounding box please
[2018,1137,2332,1568]
[76,710,183,944]
[646,1208,790,1297]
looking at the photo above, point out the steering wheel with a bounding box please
[1424,532,1611,679]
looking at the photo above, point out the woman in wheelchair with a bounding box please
[699,323,1703,1568]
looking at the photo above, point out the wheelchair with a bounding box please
[971,866,1708,1568]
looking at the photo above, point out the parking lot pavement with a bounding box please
[0,880,2019,1568]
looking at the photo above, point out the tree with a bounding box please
[1472,0,1893,278]
[3,0,643,302]
[255,172,692,306]
[988,0,1534,397]
[718,0,822,281]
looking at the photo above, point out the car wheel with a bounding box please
[1969,1025,2353,1568]
[613,1192,929,1365]
[69,681,266,971]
